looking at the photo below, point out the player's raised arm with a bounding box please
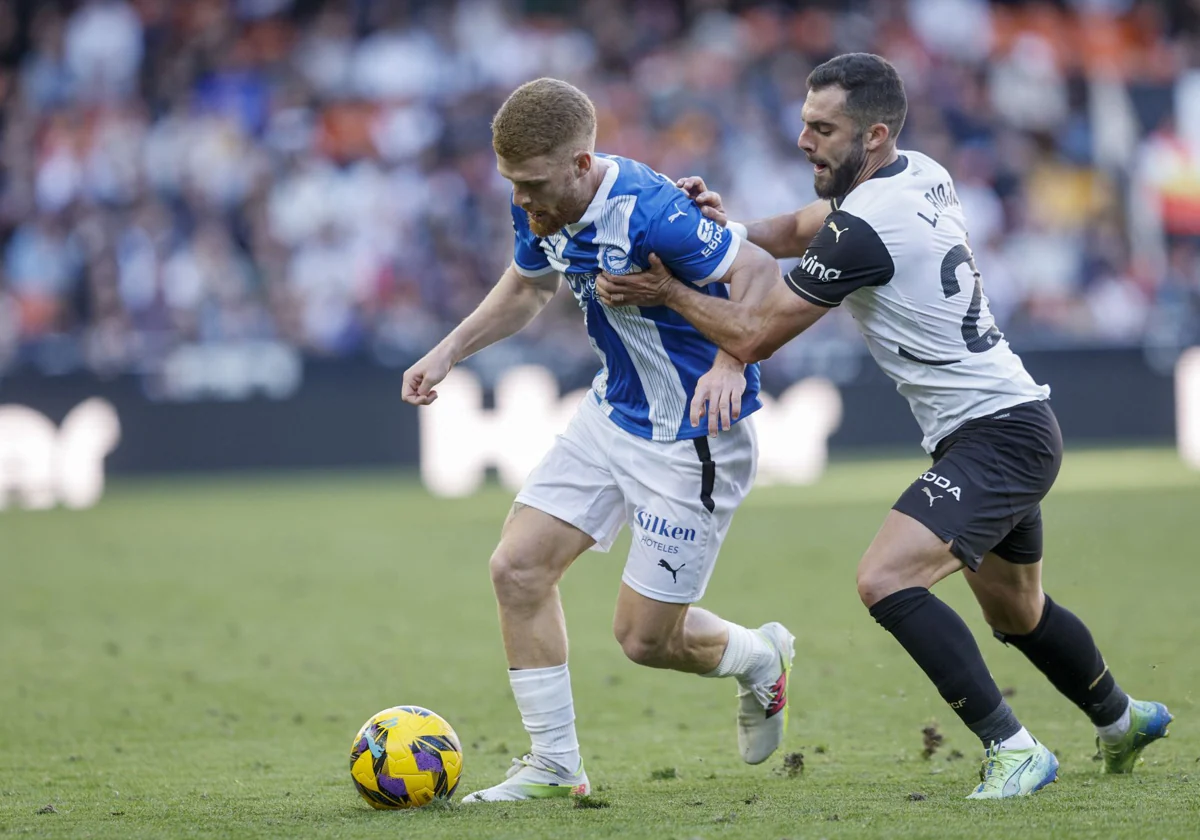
[676,175,831,258]
[401,262,559,405]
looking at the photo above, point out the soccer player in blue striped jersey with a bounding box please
[402,78,795,802]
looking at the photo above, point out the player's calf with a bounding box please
[992,595,1132,735]
[612,588,728,674]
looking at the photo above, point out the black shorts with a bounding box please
[892,400,1063,570]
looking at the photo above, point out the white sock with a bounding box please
[508,664,581,776]
[702,621,775,684]
[997,726,1037,751]
[1096,699,1133,744]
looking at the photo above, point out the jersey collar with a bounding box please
[870,154,908,180]
[564,157,619,238]
[832,154,908,209]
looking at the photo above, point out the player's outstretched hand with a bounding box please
[402,348,454,406]
[691,354,745,436]
[675,176,727,226]
[597,253,676,308]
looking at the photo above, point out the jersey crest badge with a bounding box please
[600,245,632,275]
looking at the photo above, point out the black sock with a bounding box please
[870,587,1022,747]
[995,595,1129,727]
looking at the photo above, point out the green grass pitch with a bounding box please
[2,448,1198,839]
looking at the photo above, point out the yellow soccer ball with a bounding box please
[349,706,464,808]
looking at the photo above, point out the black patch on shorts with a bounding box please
[892,400,1062,570]
[693,437,716,514]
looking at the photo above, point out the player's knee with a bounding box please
[982,607,1040,637]
[856,561,899,608]
[619,636,672,668]
[488,545,553,606]
[979,587,1043,636]
[614,626,673,668]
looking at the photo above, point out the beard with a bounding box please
[813,138,866,199]
[526,209,569,237]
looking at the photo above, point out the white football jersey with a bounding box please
[784,150,1049,452]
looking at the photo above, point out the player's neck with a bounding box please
[567,156,610,224]
[848,147,899,195]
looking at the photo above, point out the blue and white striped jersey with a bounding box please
[511,154,762,442]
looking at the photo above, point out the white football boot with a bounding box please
[737,622,795,764]
[460,754,590,803]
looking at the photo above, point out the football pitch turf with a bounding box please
[2,447,1198,839]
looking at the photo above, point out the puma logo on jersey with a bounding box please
[920,471,962,500]
[667,202,688,224]
[798,250,842,281]
[827,221,848,242]
[922,487,942,506]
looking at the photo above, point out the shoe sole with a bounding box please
[461,780,590,803]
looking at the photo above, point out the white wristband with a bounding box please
[726,220,748,239]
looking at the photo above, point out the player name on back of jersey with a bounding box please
[917,180,961,229]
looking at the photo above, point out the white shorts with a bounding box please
[516,395,758,604]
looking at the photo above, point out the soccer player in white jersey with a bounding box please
[597,53,1172,799]
[402,79,796,802]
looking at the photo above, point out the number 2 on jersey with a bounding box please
[941,244,1001,353]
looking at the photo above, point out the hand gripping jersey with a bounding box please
[511,154,762,443]
[782,151,1049,452]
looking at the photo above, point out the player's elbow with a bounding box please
[739,339,773,364]
[722,309,777,363]
[717,332,760,365]
[734,329,781,364]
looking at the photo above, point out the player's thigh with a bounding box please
[492,502,596,588]
[856,509,964,606]
[615,417,757,606]
[511,397,627,558]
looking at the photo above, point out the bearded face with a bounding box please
[811,134,866,199]
[498,151,594,238]
[798,86,875,200]
[525,207,572,237]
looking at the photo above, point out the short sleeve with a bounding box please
[645,196,741,286]
[510,202,556,278]
[783,210,894,307]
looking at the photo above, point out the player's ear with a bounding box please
[864,122,890,153]
[572,150,593,179]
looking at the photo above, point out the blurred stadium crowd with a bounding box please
[0,0,1198,382]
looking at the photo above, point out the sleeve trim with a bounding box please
[696,232,741,285]
[784,272,839,307]
[513,262,558,278]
